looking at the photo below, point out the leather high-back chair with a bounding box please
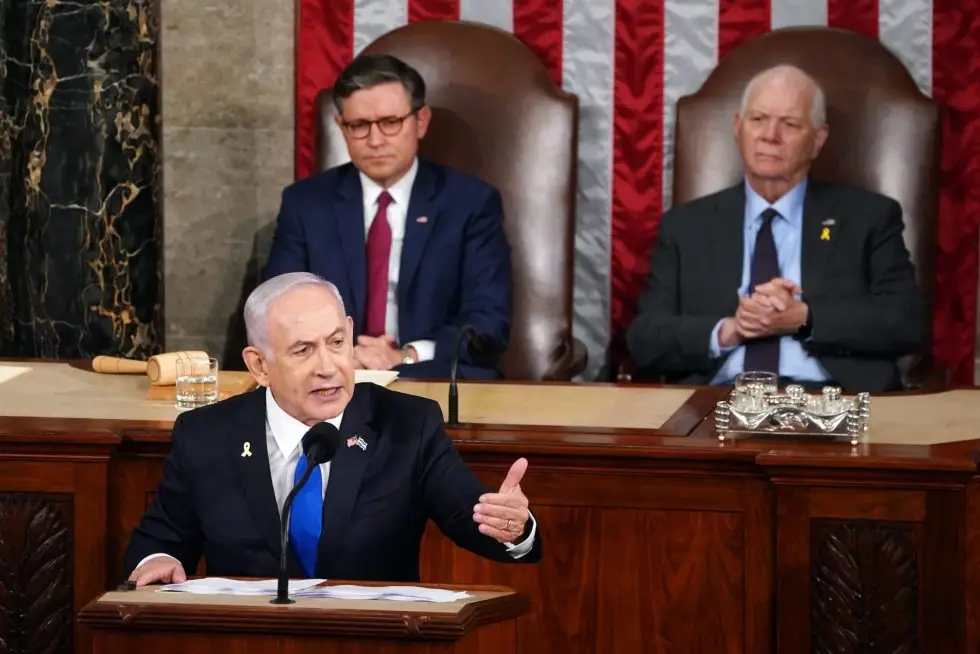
[672,26,942,384]
[316,20,586,381]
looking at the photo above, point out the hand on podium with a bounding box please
[473,458,531,544]
[130,555,187,587]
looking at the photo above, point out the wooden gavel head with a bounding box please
[146,351,212,385]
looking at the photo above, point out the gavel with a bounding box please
[91,351,211,386]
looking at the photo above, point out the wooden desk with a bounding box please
[1,361,978,654]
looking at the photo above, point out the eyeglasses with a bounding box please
[340,110,418,139]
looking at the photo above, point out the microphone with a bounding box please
[448,325,500,426]
[270,421,344,605]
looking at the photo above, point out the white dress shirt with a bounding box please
[360,157,435,362]
[265,387,340,512]
[137,388,536,569]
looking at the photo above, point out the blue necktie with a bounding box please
[289,452,323,577]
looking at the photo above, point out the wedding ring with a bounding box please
[506,519,515,530]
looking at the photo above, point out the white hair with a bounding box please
[739,64,826,128]
[244,272,346,358]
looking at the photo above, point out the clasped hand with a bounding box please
[472,458,531,544]
[732,277,808,340]
[353,334,403,370]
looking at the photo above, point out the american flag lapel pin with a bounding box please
[416,216,428,224]
[346,435,367,451]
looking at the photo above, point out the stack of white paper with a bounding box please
[159,577,324,595]
[293,584,469,603]
[156,578,468,603]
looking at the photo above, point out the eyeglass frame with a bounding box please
[338,108,422,139]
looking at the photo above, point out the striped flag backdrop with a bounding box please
[296,0,980,383]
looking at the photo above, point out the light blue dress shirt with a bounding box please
[709,178,830,384]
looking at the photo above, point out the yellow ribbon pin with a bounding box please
[241,442,252,457]
[820,227,831,241]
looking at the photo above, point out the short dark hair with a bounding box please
[332,54,427,114]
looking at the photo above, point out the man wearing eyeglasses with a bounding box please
[264,54,511,380]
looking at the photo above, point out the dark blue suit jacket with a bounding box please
[123,383,542,582]
[263,159,512,379]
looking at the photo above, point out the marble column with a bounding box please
[0,0,162,359]
[160,0,295,369]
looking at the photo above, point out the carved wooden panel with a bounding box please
[0,493,74,654]
[811,519,920,654]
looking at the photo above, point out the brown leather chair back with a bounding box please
[316,20,583,380]
[673,26,941,376]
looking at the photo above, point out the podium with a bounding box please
[77,583,528,653]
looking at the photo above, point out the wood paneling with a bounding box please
[107,454,167,587]
[965,482,980,653]
[595,509,745,653]
[2,382,979,654]
[773,479,969,654]
[423,505,599,654]
[0,454,111,654]
[923,490,966,652]
[810,519,920,654]
[417,463,772,654]
[0,493,74,654]
[82,629,514,654]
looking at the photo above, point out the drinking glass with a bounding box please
[734,370,778,395]
[175,356,218,409]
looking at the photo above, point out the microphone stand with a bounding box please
[270,462,318,605]
[448,326,475,426]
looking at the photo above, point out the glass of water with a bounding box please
[734,370,778,394]
[175,356,219,409]
[732,370,778,411]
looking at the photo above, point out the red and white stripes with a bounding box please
[296,0,980,382]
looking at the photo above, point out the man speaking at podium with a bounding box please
[124,272,539,586]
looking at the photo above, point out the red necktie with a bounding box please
[364,191,392,337]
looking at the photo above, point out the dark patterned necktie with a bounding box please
[743,208,781,373]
